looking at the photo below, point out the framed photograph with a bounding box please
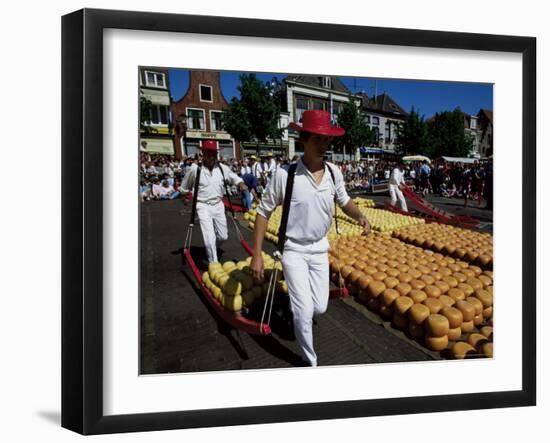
[62,8,536,435]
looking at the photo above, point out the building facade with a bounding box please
[357,92,408,154]
[462,112,481,158]
[171,70,236,160]
[477,108,493,158]
[139,67,174,155]
[285,75,354,158]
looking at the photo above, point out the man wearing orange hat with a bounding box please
[182,139,248,263]
[250,110,371,367]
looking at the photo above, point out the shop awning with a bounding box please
[140,138,174,155]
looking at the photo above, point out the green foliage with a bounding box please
[139,91,156,135]
[222,74,283,150]
[335,97,374,157]
[395,107,429,155]
[426,108,474,157]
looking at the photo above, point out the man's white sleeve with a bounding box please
[256,169,284,219]
[333,166,351,208]
[225,165,244,186]
[181,165,196,192]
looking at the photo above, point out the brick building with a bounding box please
[171,70,236,160]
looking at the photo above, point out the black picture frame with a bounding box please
[62,8,536,435]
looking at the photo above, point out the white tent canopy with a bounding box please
[440,156,479,164]
[402,155,431,163]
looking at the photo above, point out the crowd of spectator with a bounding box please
[139,152,493,210]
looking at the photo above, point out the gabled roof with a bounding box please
[285,74,351,94]
[358,92,408,117]
[478,108,493,123]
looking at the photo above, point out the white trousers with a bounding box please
[281,238,330,367]
[196,201,228,263]
[389,184,408,212]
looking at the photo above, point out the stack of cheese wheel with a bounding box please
[352,197,376,208]
[452,326,494,359]
[335,206,424,234]
[393,223,493,269]
[328,232,494,357]
[203,254,288,313]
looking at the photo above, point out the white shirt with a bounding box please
[181,163,243,204]
[389,167,406,186]
[241,165,252,175]
[252,162,264,179]
[257,159,351,243]
[158,184,175,197]
[151,183,162,198]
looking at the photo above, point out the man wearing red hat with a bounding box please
[182,139,248,263]
[250,110,371,367]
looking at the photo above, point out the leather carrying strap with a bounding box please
[217,164,236,219]
[189,166,202,226]
[277,162,338,254]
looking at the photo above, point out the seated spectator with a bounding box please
[139,180,151,202]
[158,180,181,200]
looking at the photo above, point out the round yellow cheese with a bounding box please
[447,326,462,341]
[452,341,476,359]
[392,312,409,330]
[366,296,381,312]
[426,314,450,337]
[461,320,475,333]
[480,326,493,341]
[455,300,476,322]
[368,281,386,298]
[425,334,449,351]
[408,303,431,324]
[409,289,428,304]
[408,321,425,338]
[441,306,464,329]
[395,296,414,315]
[423,298,443,314]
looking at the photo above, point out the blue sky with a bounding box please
[168,69,492,118]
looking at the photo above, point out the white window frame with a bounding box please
[147,104,170,127]
[209,109,224,132]
[186,107,206,130]
[199,84,213,103]
[322,76,331,89]
[144,70,166,88]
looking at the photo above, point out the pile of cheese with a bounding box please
[335,206,425,235]
[328,233,493,357]
[393,224,493,268]
[201,253,288,313]
[244,204,423,244]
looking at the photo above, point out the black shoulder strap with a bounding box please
[325,162,340,237]
[190,165,201,226]
[277,163,297,253]
[217,163,236,219]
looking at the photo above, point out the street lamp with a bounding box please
[175,114,188,158]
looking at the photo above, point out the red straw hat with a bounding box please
[288,110,345,137]
[201,139,218,151]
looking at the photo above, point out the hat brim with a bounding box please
[288,122,345,137]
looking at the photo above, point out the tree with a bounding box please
[427,108,474,157]
[222,74,283,154]
[335,97,374,160]
[395,106,429,155]
[139,91,156,135]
